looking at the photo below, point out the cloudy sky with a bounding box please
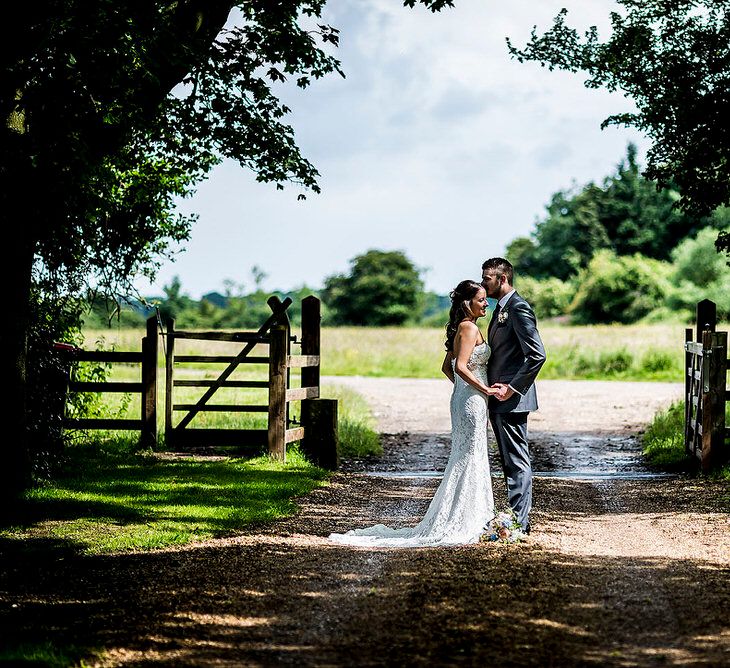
[136,0,649,299]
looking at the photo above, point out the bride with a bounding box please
[329,280,498,548]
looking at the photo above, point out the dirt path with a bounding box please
[2,379,729,667]
[323,377,684,435]
[329,377,684,475]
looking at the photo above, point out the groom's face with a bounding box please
[481,270,502,299]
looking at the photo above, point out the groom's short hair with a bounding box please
[482,257,514,285]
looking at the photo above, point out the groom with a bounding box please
[482,257,546,535]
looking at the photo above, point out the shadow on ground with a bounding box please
[1,476,729,667]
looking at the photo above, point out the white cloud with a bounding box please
[136,0,648,298]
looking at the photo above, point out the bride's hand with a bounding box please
[492,383,515,401]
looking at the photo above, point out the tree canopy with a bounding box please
[507,145,720,280]
[322,250,425,326]
[3,1,350,301]
[507,1,730,221]
[0,0,453,499]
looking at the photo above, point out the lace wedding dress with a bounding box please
[329,342,495,548]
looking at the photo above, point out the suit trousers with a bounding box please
[489,411,531,531]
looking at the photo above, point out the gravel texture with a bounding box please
[2,378,729,667]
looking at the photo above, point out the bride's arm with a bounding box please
[453,322,496,396]
[441,351,455,382]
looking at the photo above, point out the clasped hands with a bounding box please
[490,383,514,401]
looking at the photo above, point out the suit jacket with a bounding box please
[487,292,546,414]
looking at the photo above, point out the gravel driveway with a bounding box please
[327,377,685,475]
[3,379,729,667]
[324,376,684,435]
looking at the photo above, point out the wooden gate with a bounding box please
[164,295,329,462]
[684,299,729,472]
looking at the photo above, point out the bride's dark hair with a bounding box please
[445,280,483,351]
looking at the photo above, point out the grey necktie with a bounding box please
[489,303,501,337]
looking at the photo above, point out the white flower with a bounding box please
[497,309,509,324]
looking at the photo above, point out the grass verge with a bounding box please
[323,383,382,458]
[0,641,96,668]
[1,440,328,556]
[642,401,730,478]
[641,401,690,467]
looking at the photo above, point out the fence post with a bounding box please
[268,325,288,461]
[705,331,728,472]
[696,299,716,341]
[267,296,292,433]
[301,296,320,396]
[140,316,158,449]
[301,398,339,470]
[165,318,175,447]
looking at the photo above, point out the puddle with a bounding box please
[343,430,676,481]
[366,470,677,481]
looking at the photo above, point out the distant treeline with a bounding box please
[83,259,452,330]
[86,145,730,329]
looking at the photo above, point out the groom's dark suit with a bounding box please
[487,291,546,532]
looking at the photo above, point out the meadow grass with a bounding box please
[83,321,699,382]
[82,319,704,381]
[1,440,328,555]
[642,401,730,479]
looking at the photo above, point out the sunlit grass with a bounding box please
[326,385,382,457]
[0,641,96,668]
[641,401,690,467]
[2,441,328,555]
[642,401,730,477]
[318,324,690,380]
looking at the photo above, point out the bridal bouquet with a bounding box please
[482,508,525,543]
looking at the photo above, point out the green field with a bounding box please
[69,322,694,463]
[82,321,696,382]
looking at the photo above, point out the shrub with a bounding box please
[421,307,450,329]
[665,227,730,320]
[640,350,675,373]
[598,349,633,375]
[569,250,671,324]
[514,276,575,319]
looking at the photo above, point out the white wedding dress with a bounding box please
[329,342,495,548]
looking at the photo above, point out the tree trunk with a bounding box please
[0,224,35,513]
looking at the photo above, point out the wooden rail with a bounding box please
[58,296,336,467]
[63,316,158,448]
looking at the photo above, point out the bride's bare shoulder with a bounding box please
[456,320,479,339]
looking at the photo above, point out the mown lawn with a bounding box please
[1,441,328,555]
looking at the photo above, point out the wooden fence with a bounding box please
[684,299,729,472]
[63,315,158,449]
[163,295,337,467]
[59,295,337,467]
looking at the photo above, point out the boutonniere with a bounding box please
[497,309,509,324]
